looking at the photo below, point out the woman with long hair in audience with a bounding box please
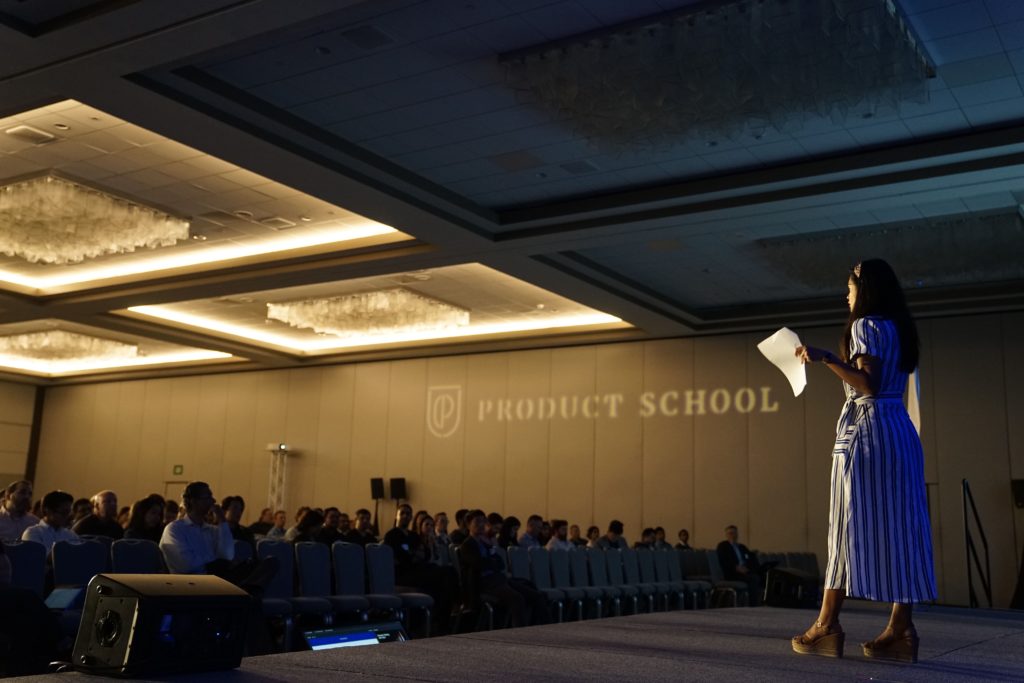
[496,515,520,550]
[288,508,325,544]
[791,259,936,663]
[123,494,166,543]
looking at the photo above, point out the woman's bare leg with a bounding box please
[798,588,845,640]
[866,602,914,646]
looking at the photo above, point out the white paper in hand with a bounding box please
[757,327,806,397]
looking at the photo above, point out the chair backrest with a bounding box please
[586,548,611,587]
[52,539,109,587]
[257,539,296,600]
[803,552,821,578]
[679,549,708,578]
[706,549,726,582]
[78,534,115,553]
[364,543,397,594]
[652,549,672,582]
[666,548,684,582]
[295,541,332,597]
[233,539,254,562]
[332,542,366,596]
[621,547,643,585]
[549,548,573,589]
[507,546,531,580]
[568,548,592,588]
[528,547,555,590]
[3,540,46,597]
[111,538,163,573]
[605,549,627,586]
[636,548,659,584]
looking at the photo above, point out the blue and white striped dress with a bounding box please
[825,317,937,603]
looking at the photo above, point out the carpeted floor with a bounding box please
[25,603,1024,681]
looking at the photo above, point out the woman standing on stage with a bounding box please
[791,259,936,662]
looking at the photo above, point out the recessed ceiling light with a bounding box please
[299,216,312,222]
[233,210,254,219]
[53,123,70,130]
[191,234,208,241]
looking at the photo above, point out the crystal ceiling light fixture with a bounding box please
[0,330,138,362]
[266,288,471,338]
[0,174,189,264]
[502,0,934,148]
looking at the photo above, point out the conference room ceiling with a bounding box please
[0,0,1022,384]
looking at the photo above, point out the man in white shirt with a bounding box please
[160,481,234,574]
[546,519,575,551]
[0,480,39,542]
[22,490,78,553]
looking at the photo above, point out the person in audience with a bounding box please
[413,514,441,565]
[654,526,670,549]
[486,512,503,541]
[716,524,762,607]
[0,480,39,542]
[222,495,257,554]
[496,515,520,549]
[247,507,274,535]
[22,490,78,553]
[518,514,543,549]
[72,489,124,539]
[569,524,588,548]
[385,504,456,632]
[116,505,131,528]
[634,527,656,549]
[265,509,287,539]
[71,497,92,525]
[283,506,310,540]
[449,508,470,545]
[597,520,628,550]
[315,507,346,545]
[343,508,377,546]
[124,494,165,542]
[586,525,601,548]
[422,514,451,566]
[676,528,693,550]
[160,481,276,591]
[458,509,548,628]
[540,520,552,546]
[289,509,325,544]
[31,499,42,518]
[546,519,574,551]
[163,499,179,525]
[435,511,451,547]
[412,510,429,537]
[338,511,352,534]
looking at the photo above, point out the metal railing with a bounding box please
[962,478,992,608]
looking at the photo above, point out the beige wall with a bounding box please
[0,380,37,485]
[32,312,1024,606]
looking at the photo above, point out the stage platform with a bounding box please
[31,603,1024,681]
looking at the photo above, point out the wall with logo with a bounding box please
[33,312,1024,607]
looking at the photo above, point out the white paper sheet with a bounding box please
[757,327,806,397]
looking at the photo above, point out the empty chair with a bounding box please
[679,549,712,582]
[600,548,640,615]
[448,543,495,632]
[525,547,566,623]
[568,547,607,618]
[584,548,623,617]
[111,538,164,574]
[630,548,673,611]
[3,540,46,597]
[295,542,369,621]
[332,542,403,617]
[618,548,657,613]
[52,539,108,587]
[258,539,334,624]
[667,548,710,609]
[506,546,531,581]
[548,548,586,620]
[365,543,434,637]
[705,549,750,607]
[651,549,687,610]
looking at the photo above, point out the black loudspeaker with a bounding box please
[389,477,407,501]
[1012,479,1024,509]
[72,574,250,677]
[762,568,819,609]
[370,477,385,500]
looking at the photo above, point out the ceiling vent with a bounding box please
[340,25,395,50]
[5,125,56,145]
[260,216,297,230]
[561,160,599,175]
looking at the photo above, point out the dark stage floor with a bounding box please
[25,603,1024,682]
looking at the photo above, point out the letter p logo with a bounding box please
[426,385,462,438]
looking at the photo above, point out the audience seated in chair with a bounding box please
[162,499,179,525]
[343,508,377,546]
[160,481,276,593]
[634,527,656,550]
[71,498,91,527]
[22,490,78,553]
[715,524,762,607]
[675,528,692,550]
[265,509,287,539]
[517,514,543,549]
[72,490,124,540]
[569,524,588,548]
[448,508,470,545]
[597,520,628,551]
[546,519,574,551]
[0,480,39,542]
[586,525,601,548]
[314,507,346,545]
[223,495,257,554]
[289,508,325,544]
[653,526,671,550]
[123,494,165,543]
[247,507,274,536]
[497,515,520,550]
[385,504,458,631]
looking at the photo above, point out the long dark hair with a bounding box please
[840,259,918,372]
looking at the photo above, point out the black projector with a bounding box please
[72,573,251,677]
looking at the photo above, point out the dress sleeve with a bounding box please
[849,317,884,361]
